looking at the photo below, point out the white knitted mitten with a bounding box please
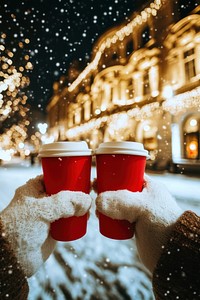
[0,175,92,277]
[96,175,182,273]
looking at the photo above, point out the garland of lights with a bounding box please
[162,86,200,115]
[68,0,162,92]
[0,33,32,154]
[66,87,200,139]
[66,102,161,139]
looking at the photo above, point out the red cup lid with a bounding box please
[95,141,149,157]
[39,141,92,157]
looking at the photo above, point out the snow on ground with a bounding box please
[149,171,200,215]
[0,162,199,300]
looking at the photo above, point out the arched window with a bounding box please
[165,15,200,88]
[142,121,158,151]
[183,115,200,159]
[126,40,134,56]
[141,26,151,47]
[184,48,196,81]
[137,120,158,152]
[143,69,150,96]
[127,78,134,100]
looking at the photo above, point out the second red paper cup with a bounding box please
[95,141,149,240]
[39,141,92,242]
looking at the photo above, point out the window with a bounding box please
[143,71,150,96]
[126,40,134,56]
[127,78,134,100]
[110,86,114,103]
[90,100,93,116]
[141,121,158,151]
[81,106,85,122]
[183,116,200,159]
[168,54,179,85]
[72,113,76,126]
[141,26,151,47]
[184,48,196,81]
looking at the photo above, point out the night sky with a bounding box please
[0,0,144,117]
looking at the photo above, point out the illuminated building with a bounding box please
[47,0,200,172]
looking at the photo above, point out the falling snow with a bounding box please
[0,0,143,111]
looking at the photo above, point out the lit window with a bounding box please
[141,26,151,47]
[143,71,150,96]
[126,40,134,56]
[141,121,158,152]
[168,55,179,85]
[183,48,196,81]
[127,78,135,101]
[183,116,199,159]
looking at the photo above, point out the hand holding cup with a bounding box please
[95,141,149,240]
[39,141,92,242]
[0,175,92,277]
[96,175,182,272]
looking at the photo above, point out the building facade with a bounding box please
[46,0,200,172]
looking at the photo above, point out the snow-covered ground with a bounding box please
[0,162,199,300]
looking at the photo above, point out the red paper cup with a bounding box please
[95,141,149,240]
[39,141,92,242]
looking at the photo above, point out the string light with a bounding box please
[162,86,200,115]
[66,102,161,139]
[68,0,162,92]
[66,88,199,138]
[0,33,31,158]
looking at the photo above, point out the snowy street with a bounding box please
[0,162,199,300]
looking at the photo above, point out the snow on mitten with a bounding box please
[0,175,92,277]
[96,175,182,273]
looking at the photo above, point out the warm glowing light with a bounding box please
[18,142,25,149]
[162,85,173,99]
[95,108,101,115]
[189,142,197,151]
[2,108,10,116]
[0,149,12,161]
[152,90,159,97]
[25,149,30,156]
[25,62,33,70]
[0,34,32,159]
[66,102,161,139]
[190,119,197,127]
[38,123,48,134]
[144,125,150,132]
[163,86,200,115]
[101,104,107,111]
[135,96,142,102]
[42,135,55,144]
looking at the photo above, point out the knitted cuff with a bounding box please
[152,211,200,300]
[0,219,29,300]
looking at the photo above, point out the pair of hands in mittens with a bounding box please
[0,174,182,277]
